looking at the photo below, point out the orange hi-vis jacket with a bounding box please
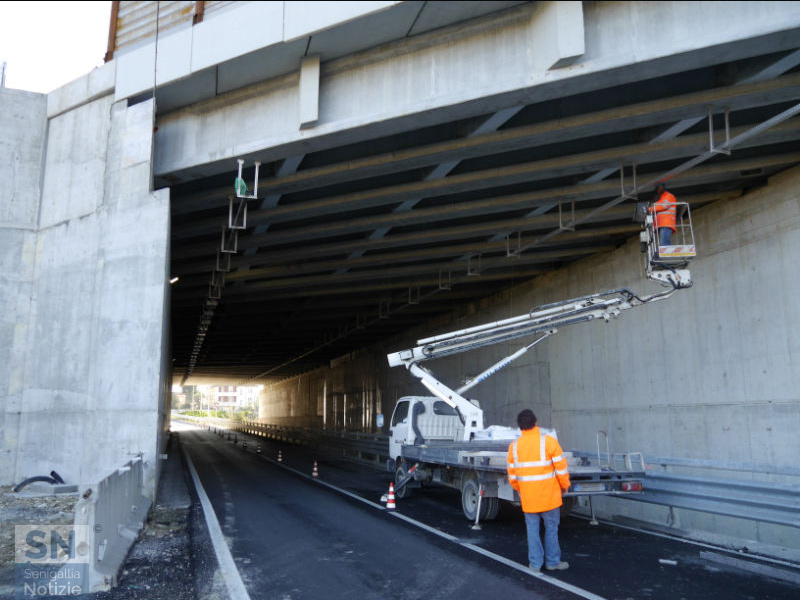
[650,190,677,232]
[507,427,571,513]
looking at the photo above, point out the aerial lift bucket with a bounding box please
[638,200,695,288]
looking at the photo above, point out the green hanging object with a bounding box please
[235,177,248,196]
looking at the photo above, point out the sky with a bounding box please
[0,1,112,94]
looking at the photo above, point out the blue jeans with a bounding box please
[524,508,561,569]
[658,226,673,246]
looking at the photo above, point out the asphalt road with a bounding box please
[179,427,577,600]
[179,425,799,600]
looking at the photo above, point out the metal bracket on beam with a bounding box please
[216,251,231,273]
[506,231,522,258]
[220,226,238,254]
[620,163,638,201]
[558,199,576,232]
[235,158,261,199]
[209,271,225,299]
[228,194,247,230]
[439,271,452,291]
[708,107,731,156]
[408,287,420,305]
[467,254,482,276]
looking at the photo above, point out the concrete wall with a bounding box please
[259,165,800,551]
[0,89,48,484]
[0,73,171,497]
[259,349,384,431]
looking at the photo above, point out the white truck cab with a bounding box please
[388,396,467,466]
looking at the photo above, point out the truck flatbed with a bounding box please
[401,441,646,496]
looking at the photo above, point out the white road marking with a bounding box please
[183,447,252,600]
[252,443,609,600]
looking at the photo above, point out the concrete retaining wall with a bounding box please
[0,89,48,485]
[0,78,171,498]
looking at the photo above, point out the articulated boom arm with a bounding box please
[387,285,682,441]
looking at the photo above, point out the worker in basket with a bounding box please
[650,183,677,246]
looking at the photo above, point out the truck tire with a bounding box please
[461,477,500,522]
[483,496,501,521]
[395,462,412,499]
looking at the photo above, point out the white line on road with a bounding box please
[183,447,252,600]
[250,443,609,600]
[388,510,608,600]
[194,425,610,600]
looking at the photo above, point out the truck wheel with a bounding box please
[483,496,500,520]
[395,462,412,499]
[461,478,500,521]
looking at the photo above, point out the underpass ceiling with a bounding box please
[166,46,800,385]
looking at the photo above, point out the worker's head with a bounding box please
[653,183,666,199]
[517,409,537,430]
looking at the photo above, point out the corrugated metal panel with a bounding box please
[114,0,198,56]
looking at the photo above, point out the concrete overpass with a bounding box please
[2,0,800,559]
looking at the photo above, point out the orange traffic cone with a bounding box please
[277,450,283,462]
[312,461,319,478]
[386,483,396,510]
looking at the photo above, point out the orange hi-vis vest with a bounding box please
[651,190,677,232]
[507,427,571,513]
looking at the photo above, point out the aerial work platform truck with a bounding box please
[384,200,695,525]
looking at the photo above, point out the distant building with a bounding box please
[203,385,262,410]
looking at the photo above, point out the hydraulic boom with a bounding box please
[388,285,685,441]
[389,205,695,441]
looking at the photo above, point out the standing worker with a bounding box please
[650,183,677,246]
[507,409,571,572]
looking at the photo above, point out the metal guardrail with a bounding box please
[189,417,800,530]
[230,421,389,467]
[637,471,800,528]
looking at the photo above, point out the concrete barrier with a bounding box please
[72,456,152,592]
